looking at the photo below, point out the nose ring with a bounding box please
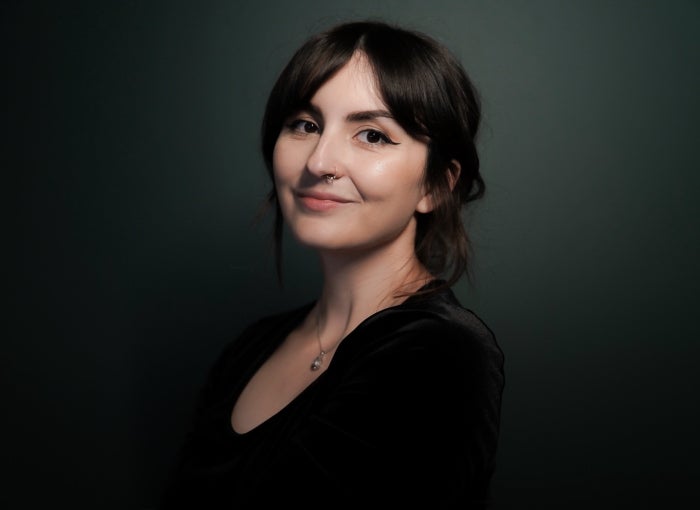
[323,171,337,184]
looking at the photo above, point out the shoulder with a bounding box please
[391,286,501,360]
[232,303,313,344]
[343,286,503,380]
[206,302,313,378]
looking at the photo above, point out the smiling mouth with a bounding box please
[295,191,352,212]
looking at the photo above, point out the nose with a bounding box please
[305,128,345,180]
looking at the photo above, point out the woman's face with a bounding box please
[273,52,432,256]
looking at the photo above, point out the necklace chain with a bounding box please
[310,308,329,371]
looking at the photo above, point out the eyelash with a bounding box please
[285,119,398,146]
[287,119,319,134]
[356,129,398,146]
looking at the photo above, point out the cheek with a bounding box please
[272,137,312,185]
[356,155,426,201]
[271,141,298,216]
[272,140,287,182]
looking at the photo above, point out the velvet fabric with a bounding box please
[160,283,504,508]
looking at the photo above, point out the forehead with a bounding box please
[310,52,386,110]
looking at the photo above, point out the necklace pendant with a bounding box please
[310,351,326,371]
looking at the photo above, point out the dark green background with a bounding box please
[7,1,699,508]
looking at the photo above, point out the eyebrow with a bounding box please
[346,110,395,122]
[303,104,395,123]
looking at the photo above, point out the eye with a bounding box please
[288,119,319,134]
[356,129,398,146]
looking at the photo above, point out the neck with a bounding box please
[313,239,433,344]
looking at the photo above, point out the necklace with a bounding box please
[311,309,332,371]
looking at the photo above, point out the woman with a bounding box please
[161,20,505,508]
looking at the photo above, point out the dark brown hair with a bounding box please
[261,20,484,289]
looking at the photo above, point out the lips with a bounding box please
[295,190,353,212]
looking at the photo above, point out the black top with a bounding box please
[161,283,505,508]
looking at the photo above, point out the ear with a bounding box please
[415,159,461,213]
